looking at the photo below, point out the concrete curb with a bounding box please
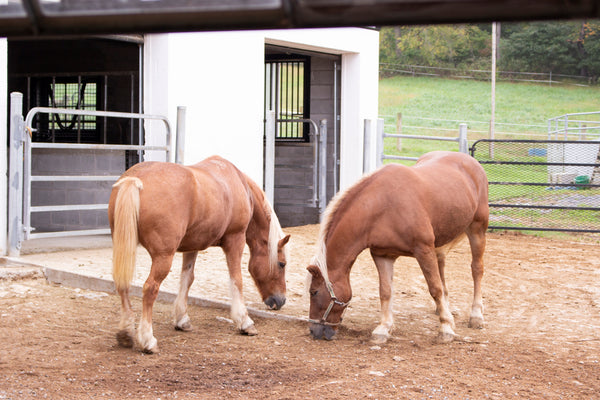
[0,257,45,280]
[36,264,307,325]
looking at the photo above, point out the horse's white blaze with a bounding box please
[137,318,157,351]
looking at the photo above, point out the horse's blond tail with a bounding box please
[111,177,143,293]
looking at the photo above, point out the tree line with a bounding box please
[379,21,600,83]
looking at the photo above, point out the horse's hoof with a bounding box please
[175,321,193,332]
[436,331,456,344]
[370,333,389,345]
[241,324,258,336]
[468,316,484,329]
[116,330,134,348]
[141,344,159,354]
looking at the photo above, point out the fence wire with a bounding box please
[471,139,600,233]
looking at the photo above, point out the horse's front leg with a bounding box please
[371,254,395,344]
[222,234,257,335]
[137,253,174,353]
[173,251,198,331]
[415,244,456,343]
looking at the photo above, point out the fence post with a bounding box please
[363,119,371,174]
[264,110,276,206]
[376,118,384,168]
[175,106,186,164]
[318,119,328,217]
[396,112,402,151]
[458,123,468,154]
[8,92,24,256]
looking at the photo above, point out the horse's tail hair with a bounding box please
[111,177,143,292]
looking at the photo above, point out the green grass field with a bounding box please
[379,75,600,127]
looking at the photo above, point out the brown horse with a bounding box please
[108,155,290,353]
[307,151,488,344]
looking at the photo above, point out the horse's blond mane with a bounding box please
[311,169,379,283]
[266,197,287,272]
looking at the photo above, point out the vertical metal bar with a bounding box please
[564,115,569,140]
[285,62,289,138]
[319,119,328,217]
[363,119,372,174]
[459,123,468,154]
[375,118,384,168]
[264,110,276,206]
[175,106,186,165]
[51,76,56,142]
[103,75,108,144]
[77,75,82,143]
[311,122,319,208]
[138,43,144,162]
[333,61,339,194]
[8,93,24,256]
[295,62,299,138]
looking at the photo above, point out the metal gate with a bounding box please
[8,92,178,256]
[471,139,600,233]
[264,111,328,215]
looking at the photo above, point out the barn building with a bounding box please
[0,29,380,255]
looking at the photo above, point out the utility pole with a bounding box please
[490,21,497,159]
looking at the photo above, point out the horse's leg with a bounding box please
[435,249,456,316]
[414,244,455,343]
[222,234,257,335]
[116,287,136,348]
[173,251,198,332]
[371,254,395,344]
[137,253,174,354]
[466,222,486,329]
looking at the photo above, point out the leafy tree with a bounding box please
[499,22,580,75]
[395,25,489,69]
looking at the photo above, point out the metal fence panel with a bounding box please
[471,139,600,233]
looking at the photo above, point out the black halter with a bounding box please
[308,280,350,326]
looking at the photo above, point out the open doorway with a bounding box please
[264,45,341,227]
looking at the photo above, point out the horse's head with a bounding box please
[306,265,351,340]
[248,233,290,310]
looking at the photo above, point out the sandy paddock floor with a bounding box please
[1,225,599,399]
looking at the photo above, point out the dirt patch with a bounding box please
[1,227,600,399]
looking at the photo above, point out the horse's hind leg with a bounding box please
[222,233,256,335]
[137,253,174,353]
[173,251,198,331]
[466,222,486,329]
[116,288,135,348]
[371,254,395,344]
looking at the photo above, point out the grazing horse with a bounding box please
[108,155,290,353]
[307,151,488,344]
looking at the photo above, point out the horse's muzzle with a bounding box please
[265,294,286,310]
[309,323,336,340]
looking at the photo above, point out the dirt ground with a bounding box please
[1,225,599,399]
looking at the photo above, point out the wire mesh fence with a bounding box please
[471,139,600,233]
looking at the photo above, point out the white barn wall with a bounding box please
[0,38,7,255]
[143,28,379,189]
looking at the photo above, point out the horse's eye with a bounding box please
[310,290,318,297]
[278,261,286,269]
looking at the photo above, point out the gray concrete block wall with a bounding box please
[31,149,126,232]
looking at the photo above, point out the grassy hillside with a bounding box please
[378,76,600,161]
[379,75,600,126]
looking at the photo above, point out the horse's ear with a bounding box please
[278,234,291,248]
[307,265,322,279]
